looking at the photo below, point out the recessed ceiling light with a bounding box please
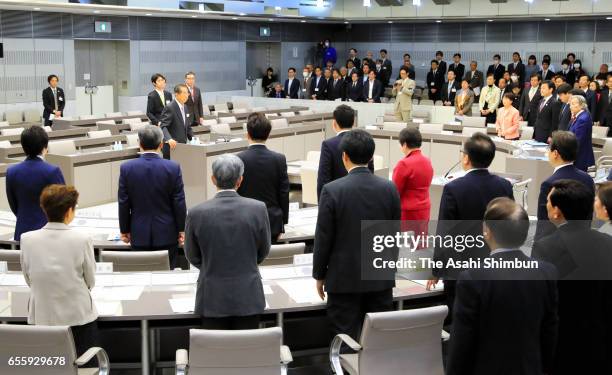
[388,21,393,24]
[436,20,442,23]
[301,20,306,23]
[232,17,238,20]
[544,18,550,21]
[191,15,197,18]
[268,18,274,21]
[239,13,246,16]
[488,19,493,22]
[93,10,100,13]
[33,7,40,10]
[145,13,152,16]
[607,17,612,20]
[344,21,349,24]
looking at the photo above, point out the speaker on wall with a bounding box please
[0,43,3,58]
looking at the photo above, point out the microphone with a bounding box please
[444,160,463,179]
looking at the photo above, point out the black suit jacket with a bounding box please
[42,87,66,125]
[397,64,416,80]
[437,60,447,75]
[327,78,345,101]
[448,63,465,83]
[160,100,193,144]
[557,69,576,86]
[345,80,364,102]
[447,250,558,375]
[532,224,612,375]
[599,88,612,135]
[349,57,361,70]
[434,170,514,279]
[283,79,300,99]
[534,165,594,239]
[268,89,286,99]
[441,80,461,103]
[507,62,526,83]
[533,97,558,142]
[486,64,505,84]
[237,145,289,239]
[539,69,555,81]
[147,90,173,125]
[427,70,445,95]
[185,86,203,125]
[309,75,328,100]
[313,167,401,293]
[362,79,382,103]
[317,132,374,198]
[554,100,572,131]
[519,87,542,127]
[380,59,392,86]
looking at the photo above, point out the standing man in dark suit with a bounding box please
[448,198,558,375]
[42,74,65,127]
[599,75,612,135]
[185,154,270,330]
[348,48,361,71]
[237,113,289,243]
[539,60,555,81]
[486,54,505,85]
[326,68,345,101]
[554,83,573,131]
[6,126,65,241]
[533,80,558,143]
[379,49,392,86]
[160,84,193,159]
[558,59,576,87]
[345,71,363,102]
[532,180,612,375]
[577,74,597,116]
[535,131,594,240]
[313,129,401,340]
[283,67,300,99]
[309,66,327,100]
[118,125,187,268]
[427,60,445,102]
[464,61,484,99]
[363,70,382,103]
[519,73,542,127]
[317,105,373,198]
[268,83,285,99]
[427,133,514,325]
[435,51,447,76]
[448,53,465,83]
[507,52,525,85]
[397,53,416,80]
[146,73,172,126]
[441,70,460,107]
[184,71,203,126]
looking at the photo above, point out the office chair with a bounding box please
[87,130,113,139]
[24,108,41,123]
[0,127,24,136]
[519,127,534,140]
[330,306,447,375]
[261,243,306,266]
[419,123,444,134]
[176,327,292,375]
[4,110,23,124]
[512,178,532,210]
[300,164,318,206]
[218,116,237,124]
[48,140,77,155]
[0,324,110,375]
[99,250,169,272]
[0,249,21,271]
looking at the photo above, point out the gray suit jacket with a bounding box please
[160,100,193,144]
[184,190,271,317]
[464,70,484,91]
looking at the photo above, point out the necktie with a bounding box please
[353,82,356,88]
[160,91,165,107]
[539,98,546,111]
[571,114,576,123]
[277,92,280,98]
[52,89,58,111]
[190,87,194,100]
[179,103,186,126]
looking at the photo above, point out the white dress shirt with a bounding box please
[368,80,375,99]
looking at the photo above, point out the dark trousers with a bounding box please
[327,289,393,341]
[482,103,497,124]
[162,143,171,160]
[201,315,260,330]
[443,279,456,328]
[71,320,98,365]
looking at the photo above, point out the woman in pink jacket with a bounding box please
[495,92,521,140]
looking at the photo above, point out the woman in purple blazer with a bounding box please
[568,95,595,171]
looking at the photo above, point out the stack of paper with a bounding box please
[276,279,323,304]
[0,273,27,286]
[169,297,195,313]
[95,301,122,316]
[91,286,144,301]
[151,272,198,286]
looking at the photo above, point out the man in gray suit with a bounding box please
[185,154,271,330]
[160,84,193,159]
[464,60,484,99]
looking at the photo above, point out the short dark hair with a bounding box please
[556,83,572,95]
[567,52,576,59]
[332,68,340,75]
[314,66,322,72]
[380,49,387,54]
[151,73,166,84]
[340,129,375,165]
[597,182,612,218]
[246,112,272,141]
[351,71,359,77]
[40,184,79,223]
[512,51,520,57]
[530,72,542,80]
[464,133,496,169]
[484,197,529,248]
[562,58,571,65]
[399,127,422,149]
[185,71,196,78]
[403,53,411,58]
[453,53,461,58]
[288,67,296,73]
[266,67,274,73]
[503,92,516,102]
[550,131,578,162]
[47,74,58,83]
[493,54,501,59]
[333,104,355,129]
[436,51,443,56]
[486,72,495,79]
[578,74,590,81]
[555,75,567,82]
[21,126,49,157]
[174,84,188,94]
[549,179,594,220]
[399,67,409,75]
[349,48,357,53]
[541,60,550,65]
[541,80,553,90]
[346,59,355,66]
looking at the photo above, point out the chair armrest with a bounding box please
[280,345,293,365]
[176,349,188,375]
[329,334,362,375]
[334,334,362,351]
[75,347,109,375]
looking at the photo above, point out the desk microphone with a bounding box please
[444,160,463,179]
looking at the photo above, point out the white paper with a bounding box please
[95,274,115,287]
[112,273,150,286]
[276,279,324,304]
[0,273,26,286]
[95,301,121,316]
[169,297,195,313]
[151,272,198,286]
[91,285,143,301]
[473,86,481,96]
[263,285,273,295]
[260,267,297,280]
[293,253,313,266]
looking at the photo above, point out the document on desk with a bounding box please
[169,297,195,313]
[91,286,144,301]
[95,274,115,287]
[112,273,151,286]
[151,272,198,286]
[263,284,273,295]
[277,279,324,304]
[0,273,27,286]
[95,301,122,316]
[259,267,297,280]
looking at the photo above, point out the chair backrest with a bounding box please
[0,250,21,271]
[513,178,532,210]
[358,306,447,375]
[434,100,443,106]
[122,117,143,125]
[300,164,318,205]
[299,110,314,115]
[233,108,248,114]
[592,126,609,138]
[461,116,486,128]
[5,110,23,124]
[373,155,384,170]
[519,127,534,140]
[214,103,229,112]
[382,122,407,133]
[99,250,169,272]
[461,127,485,136]
[201,118,218,126]
[602,139,612,156]
[48,140,77,155]
[105,112,124,118]
[252,106,267,112]
[188,327,283,375]
[129,122,148,132]
[270,118,289,129]
[79,114,96,120]
[412,98,419,105]
[125,133,139,147]
[126,110,144,116]
[306,151,321,163]
[24,108,41,123]
[264,113,278,119]
[0,324,78,375]
[211,123,232,135]
[202,106,211,116]
[0,121,9,127]
[280,112,295,117]
[261,243,306,266]
[419,99,434,106]
[418,123,444,134]
[519,121,528,129]
[87,130,112,139]
[96,119,116,126]
[218,116,237,124]
[0,140,12,148]
[412,109,431,121]
[0,127,24,136]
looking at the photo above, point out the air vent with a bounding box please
[489,0,508,3]
[374,0,404,5]
[432,0,451,4]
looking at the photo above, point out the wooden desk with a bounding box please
[52,114,148,131]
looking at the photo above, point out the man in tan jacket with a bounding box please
[392,67,415,122]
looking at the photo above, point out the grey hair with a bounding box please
[470,60,478,66]
[570,95,588,110]
[138,125,163,150]
[212,154,244,189]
